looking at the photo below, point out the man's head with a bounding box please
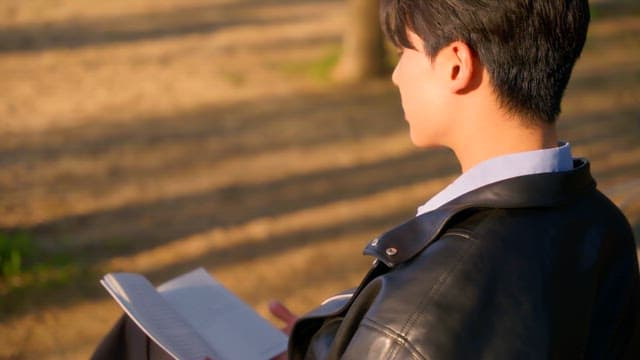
[380,0,590,125]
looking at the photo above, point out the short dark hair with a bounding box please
[380,0,590,124]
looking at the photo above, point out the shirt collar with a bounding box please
[417,142,573,216]
[367,158,593,268]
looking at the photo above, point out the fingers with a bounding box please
[269,300,298,324]
[271,351,288,360]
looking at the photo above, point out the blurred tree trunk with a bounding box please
[333,0,387,82]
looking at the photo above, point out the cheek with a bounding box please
[396,70,433,119]
[401,86,450,147]
[399,82,430,120]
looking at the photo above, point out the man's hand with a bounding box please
[269,300,299,360]
[269,300,298,335]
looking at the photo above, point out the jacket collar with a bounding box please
[363,158,596,267]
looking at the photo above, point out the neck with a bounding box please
[451,116,559,173]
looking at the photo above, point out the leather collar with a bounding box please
[363,159,596,267]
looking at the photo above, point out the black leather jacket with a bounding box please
[289,159,640,359]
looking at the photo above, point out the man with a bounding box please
[272,0,640,358]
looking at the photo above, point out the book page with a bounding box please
[101,273,219,360]
[157,268,288,360]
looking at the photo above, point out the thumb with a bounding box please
[269,300,298,324]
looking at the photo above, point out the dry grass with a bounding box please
[0,0,639,358]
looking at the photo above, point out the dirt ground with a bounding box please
[0,0,638,358]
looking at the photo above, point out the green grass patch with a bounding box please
[0,231,33,278]
[0,231,91,316]
[0,231,80,294]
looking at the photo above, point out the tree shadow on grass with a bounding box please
[0,0,339,53]
[0,189,433,320]
[0,83,409,231]
[0,85,401,166]
[28,148,454,255]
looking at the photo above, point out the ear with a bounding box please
[440,41,476,93]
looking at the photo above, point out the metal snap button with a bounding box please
[386,247,398,256]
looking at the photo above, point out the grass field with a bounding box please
[0,0,639,358]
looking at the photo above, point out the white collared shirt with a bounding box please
[417,142,573,216]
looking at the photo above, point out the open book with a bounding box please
[101,268,288,360]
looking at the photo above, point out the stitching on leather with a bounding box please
[396,232,479,353]
[358,318,428,360]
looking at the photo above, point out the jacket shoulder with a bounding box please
[351,215,548,359]
[348,195,639,359]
